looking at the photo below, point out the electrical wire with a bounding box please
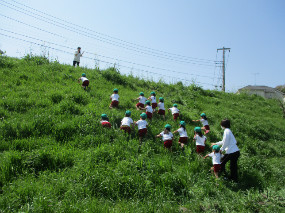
[0,28,216,80]
[0,1,216,66]
[0,32,217,87]
[9,0,216,64]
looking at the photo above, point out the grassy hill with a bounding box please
[0,55,284,212]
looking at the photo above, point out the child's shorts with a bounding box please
[101,122,111,128]
[152,103,157,109]
[138,128,147,137]
[179,137,188,144]
[136,103,144,108]
[146,112,152,119]
[204,125,210,130]
[111,100,119,107]
[164,140,173,148]
[120,126,131,134]
[82,80,89,87]
[213,164,221,173]
[158,109,165,115]
[173,113,179,120]
[196,145,205,153]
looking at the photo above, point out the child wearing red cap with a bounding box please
[148,91,157,110]
[78,73,89,90]
[135,92,147,110]
[120,110,134,134]
[193,127,206,154]
[156,124,174,149]
[140,100,153,119]
[204,145,223,178]
[135,113,148,143]
[173,121,188,150]
[100,114,111,128]
[168,104,180,120]
[109,88,119,108]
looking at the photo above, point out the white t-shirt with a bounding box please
[121,117,133,127]
[100,120,109,124]
[139,96,147,104]
[169,107,179,114]
[74,50,82,62]
[146,105,153,113]
[111,94,119,101]
[194,135,206,146]
[208,152,223,165]
[160,131,173,141]
[136,120,148,130]
[150,96,156,103]
[177,127,188,137]
[80,77,88,83]
[216,128,239,154]
[200,119,209,126]
[158,102,165,110]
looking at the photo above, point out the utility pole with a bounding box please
[217,47,231,92]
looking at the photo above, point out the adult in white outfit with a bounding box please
[211,119,240,182]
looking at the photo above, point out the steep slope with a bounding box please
[0,55,284,212]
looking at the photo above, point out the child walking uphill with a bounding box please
[157,97,165,120]
[120,110,134,134]
[173,121,188,150]
[156,124,174,149]
[148,91,157,110]
[135,113,148,144]
[168,104,180,120]
[109,88,119,109]
[135,92,147,110]
[100,114,111,128]
[192,113,210,134]
[193,127,207,154]
[78,73,89,90]
[140,100,153,119]
[204,145,223,179]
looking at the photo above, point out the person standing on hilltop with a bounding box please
[73,47,84,67]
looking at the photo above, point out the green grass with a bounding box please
[0,55,285,212]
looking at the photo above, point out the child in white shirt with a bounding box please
[135,113,148,144]
[100,114,111,128]
[156,124,174,149]
[193,127,207,154]
[192,113,210,134]
[173,121,188,150]
[135,92,147,110]
[120,110,134,134]
[157,97,165,119]
[140,100,153,119]
[204,145,223,178]
[148,91,157,110]
[109,88,119,108]
[78,73,89,90]
[168,104,180,120]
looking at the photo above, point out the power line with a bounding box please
[0,32,217,87]
[0,1,215,66]
[0,28,216,80]
[9,0,216,64]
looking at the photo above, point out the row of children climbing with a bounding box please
[79,73,240,181]
[100,111,205,151]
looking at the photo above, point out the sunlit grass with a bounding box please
[0,55,284,212]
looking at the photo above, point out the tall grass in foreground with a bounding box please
[0,55,284,212]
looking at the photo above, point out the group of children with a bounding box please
[79,73,224,179]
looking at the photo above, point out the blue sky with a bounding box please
[0,0,284,92]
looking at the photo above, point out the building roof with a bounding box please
[238,85,285,95]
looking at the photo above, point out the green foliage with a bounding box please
[0,55,284,212]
